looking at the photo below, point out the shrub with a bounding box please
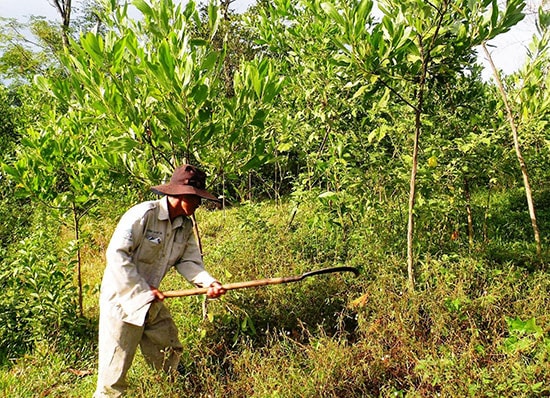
[0,229,92,364]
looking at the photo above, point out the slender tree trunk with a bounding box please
[191,213,209,319]
[482,43,542,258]
[222,170,226,211]
[406,1,449,290]
[191,214,203,256]
[483,183,492,243]
[51,0,72,49]
[406,43,425,290]
[464,178,474,250]
[407,106,421,290]
[248,172,252,201]
[72,201,83,317]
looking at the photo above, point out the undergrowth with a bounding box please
[1,196,549,397]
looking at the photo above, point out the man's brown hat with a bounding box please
[151,164,219,201]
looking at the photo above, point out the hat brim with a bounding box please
[151,184,220,202]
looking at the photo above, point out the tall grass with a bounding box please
[1,195,548,397]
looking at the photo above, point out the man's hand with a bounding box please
[206,281,226,299]
[150,286,165,301]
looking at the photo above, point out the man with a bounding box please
[94,164,226,397]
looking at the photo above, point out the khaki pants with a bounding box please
[93,301,183,397]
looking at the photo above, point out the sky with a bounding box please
[0,0,544,80]
[0,0,257,20]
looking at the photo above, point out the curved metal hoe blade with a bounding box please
[300,266,360,280]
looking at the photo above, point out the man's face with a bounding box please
[175,194,201,216]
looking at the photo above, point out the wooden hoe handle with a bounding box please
[163,266,359,298]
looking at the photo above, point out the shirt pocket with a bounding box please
[138,236,163,264]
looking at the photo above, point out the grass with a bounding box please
[1,195,549,397]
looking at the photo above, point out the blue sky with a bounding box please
[0,0,542,79]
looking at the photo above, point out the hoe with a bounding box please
[163,266,359,298]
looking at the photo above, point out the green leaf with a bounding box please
[321,2,346,27]
[251,109,266,129]
[159,41,174,81]
[242,155,263,171]
[539,7,550,29]
[352,84,369,100]
[490,0,499,28]
[81,33,104,65]
[201,51,219,71]
[133,0,154,18]
[319,191,337,199]
[33,75,50,92]
[111,36,127,66]
[506,316,542,334]
[208,1,220,39]
[2,164,21,179]
[263,78,283,103]
[191,84,208,105]
[106,136,139,152]
[190,39,208,46]
[356,0,373,22]
[183,0,197,20]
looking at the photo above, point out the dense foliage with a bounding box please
[0,0,548,396]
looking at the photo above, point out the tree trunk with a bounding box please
[72,201,83,317]
[464,178,474,250]
[51,0,72,49]
[482,43,542,259]
[406,1,448,290]
[191,214,203,257]
[248,172,252,201]
[407,107,421,290]
[483,183,491,243]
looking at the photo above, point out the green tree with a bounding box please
[481,6,549,260]
[3,0,285,314]
[4,111,114,316]
[246,0,527,287]
[0,16,63,83]
[247,0,382,213]
[318,0,525,288]
[40,0,282,197]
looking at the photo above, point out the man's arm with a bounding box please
[103,206,156,315]
[174,225,225,298]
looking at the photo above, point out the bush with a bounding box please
[0,229,92,364]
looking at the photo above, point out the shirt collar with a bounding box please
[158,196,185,228]
[159,196,170,220]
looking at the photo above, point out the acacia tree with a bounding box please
[3,0,285,313]
[482,6,549,259]
[318,0,525,288]
[248,0,527,287]
[247,0,384,220]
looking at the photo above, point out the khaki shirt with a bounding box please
[100,196,216,326]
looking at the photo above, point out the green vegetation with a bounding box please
[1,197,549,397]
[1,0,549,396]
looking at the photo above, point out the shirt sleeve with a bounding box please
[103,206,156,323]
[175,227,217,288]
